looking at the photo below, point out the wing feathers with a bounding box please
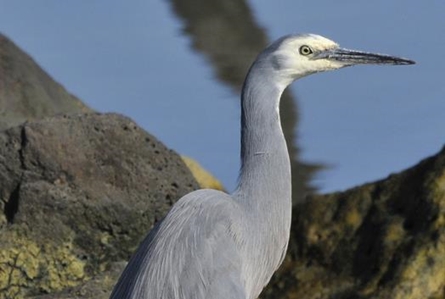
[110,189,246,299]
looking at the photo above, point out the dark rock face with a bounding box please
[0,113,199,298]
[0,33,91,130]
[263,146,445,299]
[0,32,200,299]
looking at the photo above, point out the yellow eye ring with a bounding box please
[299,45,313,56]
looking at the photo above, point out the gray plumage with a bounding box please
[109,34,414,299]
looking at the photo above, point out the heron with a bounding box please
[109,34,414,299]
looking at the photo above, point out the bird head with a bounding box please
[260,34,415,84]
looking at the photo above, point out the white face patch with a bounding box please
[283,34,340,53]
[266,34,345,80]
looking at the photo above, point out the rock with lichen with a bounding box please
[262,146,445,299]
[26,262,124,299]
[20,145,445,299]
[181,155,225,191]
[0,113,199,299]
[0,230,86,298]
[0,32,223,299]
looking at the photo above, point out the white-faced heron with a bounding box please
[109,33,414,299]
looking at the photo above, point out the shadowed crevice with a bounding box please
[18,125,28,170]
[5,183,20,224]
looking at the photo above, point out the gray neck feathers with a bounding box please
[233,55,293,297]
[234,56,292,213]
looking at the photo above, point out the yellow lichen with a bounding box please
[394,237,445,299]
[384,218,405,244]
[430,169,445,204]
[181,155,225,191]
[100,232,111,246]
[0,231,87,299]
[0,234,41,298]
[345,208,362,228]
[41,242,86,292]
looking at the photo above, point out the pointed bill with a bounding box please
[313,48,415,65]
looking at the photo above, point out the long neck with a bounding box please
[233,60,292,213]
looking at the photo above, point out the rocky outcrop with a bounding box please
[263,146,445,299]
[0,33,220,299]
[0,33,91,130]
[0,113,199,299]
[19,143,445,299]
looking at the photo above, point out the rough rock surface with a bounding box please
[262,146,445,299]
[27,262,125,299]
[0,113,199,299]
[0,33,91,131]
[18,145,445,299]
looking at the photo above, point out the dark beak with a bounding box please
[313,48,415,66]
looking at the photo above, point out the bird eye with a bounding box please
[299,45,313,56]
